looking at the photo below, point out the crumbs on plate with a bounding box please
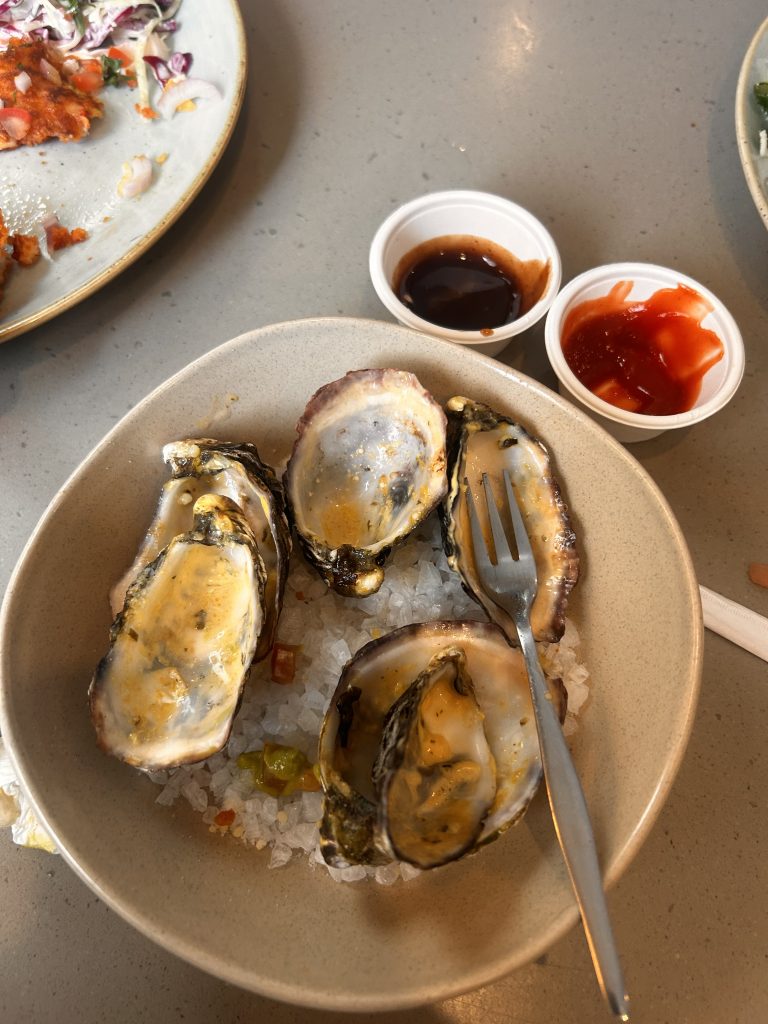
[1,208,88,311]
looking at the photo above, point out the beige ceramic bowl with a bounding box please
[0,318,702,1011]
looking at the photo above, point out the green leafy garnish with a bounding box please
[101,55,129,88]
[754,81,768,115]
[61,0,85,36]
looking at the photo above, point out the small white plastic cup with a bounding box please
[544,262,745,443]
[369,190,562,358]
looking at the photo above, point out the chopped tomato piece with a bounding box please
[270,643,300,684]
[214,808,236,828]
[107,46,132,67]
[81,58,102,74]
[71,70,103,94]
[748,563,768,588]
[0,107,32,141]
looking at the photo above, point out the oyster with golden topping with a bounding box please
[284,369,447,597]
[90,494,266,771]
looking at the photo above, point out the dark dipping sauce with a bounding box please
[561,281,725,416]
[394,235,550,333]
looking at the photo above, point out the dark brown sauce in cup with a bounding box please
[394,235,550,333]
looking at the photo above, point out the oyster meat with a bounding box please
[90,494,266,770]
[111,439,290,662]
[318,621,566,870]
[373,647,497,869]
[441,396,579,643]
[284,369,447,597]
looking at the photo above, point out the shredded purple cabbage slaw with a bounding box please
[0,1,189,109]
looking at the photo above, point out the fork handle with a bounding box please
[514,616,631,1022]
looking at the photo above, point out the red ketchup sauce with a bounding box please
[561,281,725,415]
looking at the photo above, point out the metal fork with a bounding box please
[465,470,631,1023]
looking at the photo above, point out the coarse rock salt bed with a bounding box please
[148,517,590,885]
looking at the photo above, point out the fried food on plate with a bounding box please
[0,39,103,150]
[10,231,41,266]
[1,206,84,314]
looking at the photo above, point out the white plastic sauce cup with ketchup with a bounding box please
[544,262,745,443]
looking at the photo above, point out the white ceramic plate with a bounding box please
[0,318,702,1010]
[736,15,768,227]
[0,0,246,344]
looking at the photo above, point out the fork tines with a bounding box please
[464,470,533,567]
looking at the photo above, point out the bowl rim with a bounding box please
[544,262,746,430]
[368,189,563,344]
[735,14,768,230]
[0,316,703,1009]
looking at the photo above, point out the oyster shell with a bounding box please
[90,494,266,770]
[318,621,566,870]
[111,439,290,662]
[441,396,579,643]
[284,369,447,597]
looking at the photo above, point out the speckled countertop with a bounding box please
[2,2,767,1022]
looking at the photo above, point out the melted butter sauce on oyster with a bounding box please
[115,546,254,748]
[111,440,290,664]
[320,497,366,550]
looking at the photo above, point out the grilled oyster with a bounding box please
[111,439,290,662]
[318,621,566,870]
[441,397,579,643]
[90,494,266,770]
[284,369,447,597]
